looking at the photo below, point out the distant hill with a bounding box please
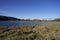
[0,16,42,22]
[0,16,55,22]
[52,18,60,21]
[0,16,21,21]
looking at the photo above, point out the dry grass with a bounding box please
[33,22,60,40]
[0,22,60,40]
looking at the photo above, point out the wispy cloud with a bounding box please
[0,10,7,14]
[0,9,9,16]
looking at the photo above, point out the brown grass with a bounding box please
[0,22,60,40]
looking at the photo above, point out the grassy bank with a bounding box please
[0,22,60,40]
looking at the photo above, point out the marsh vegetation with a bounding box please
[0,22,60,40]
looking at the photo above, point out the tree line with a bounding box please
[0,16,60,22]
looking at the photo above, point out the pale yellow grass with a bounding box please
[0,22,60,40]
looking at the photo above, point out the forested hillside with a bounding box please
[0,16,21,21]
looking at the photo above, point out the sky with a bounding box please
[0,0,60,20]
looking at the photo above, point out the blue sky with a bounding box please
[0,0,60,20]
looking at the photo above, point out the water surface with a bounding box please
[0,21,50,26]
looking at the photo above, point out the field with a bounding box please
[0,22,60,40]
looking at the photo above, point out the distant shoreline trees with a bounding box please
[0,16,60,22]
[0,16,21,21]
[52,18,60,21]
